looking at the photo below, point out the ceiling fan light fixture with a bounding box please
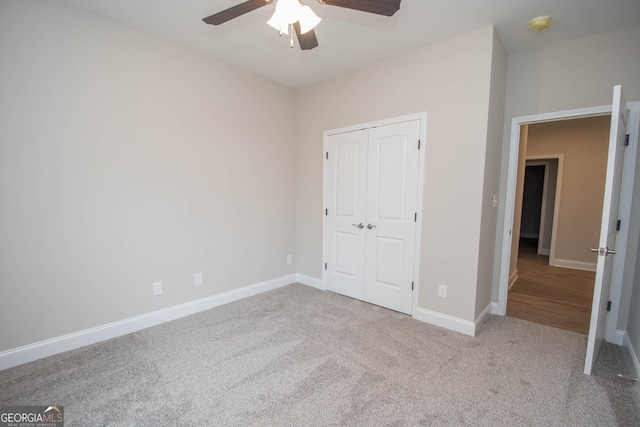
[267,11,289,34]
[268,0,319,36]
[298,5,321,34]
[277,0,302,23]
[204,0,401,51]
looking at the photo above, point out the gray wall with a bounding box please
[0,0,297,351]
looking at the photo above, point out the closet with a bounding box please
[323,118,422,314]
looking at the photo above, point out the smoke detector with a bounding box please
[530,16,552,32]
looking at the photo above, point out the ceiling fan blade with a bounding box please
[203,0,272,26]
[320,0,400,17]
[294,23,319,50]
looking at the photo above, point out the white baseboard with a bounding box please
[549,258,596,272]
[301,274,488,337]
[0,274,296,371]
[474,303,493,334]
[296,274,325,290]
[413,307,476,337]
[623,331,640,379]
[509,269,518,290]
[490,302,501,315]
[609,329,625,346]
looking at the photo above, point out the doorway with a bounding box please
[498,100,639,346]
[520,159,558,258]
[506,117,610,333]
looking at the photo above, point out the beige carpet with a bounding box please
[1,283,638,426]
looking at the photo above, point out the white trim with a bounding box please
[0,274,296,371]
[412,114,428,323]
[537,161,550,255]
[296,274,325,290]
[606,102,640,343]
[474,303,493,334]
[324,112,427,137]
[610,329,625,346]
[490,302,500,315]
[623,332,640,379]
[526,154,564,269]
[497,103,633,317]
[413,307,476,337]
[548,155,564,267]
[548,258,597,272]
[525,159,555,256]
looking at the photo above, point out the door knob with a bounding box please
[591,247,617,256]
[367,224,376,229]
[352,223,364,229]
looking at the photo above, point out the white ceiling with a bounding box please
[59,0,640,88]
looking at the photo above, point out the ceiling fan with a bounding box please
[203,0,401,50]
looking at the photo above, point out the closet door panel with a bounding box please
[324,130,368,300]
[364,120,421,314]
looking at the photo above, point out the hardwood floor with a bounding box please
[506,238,595,334]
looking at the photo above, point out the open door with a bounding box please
[584,85,628,375]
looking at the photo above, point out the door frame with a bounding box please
[497,102,640,345]
[322,112,427,315]
[523,157,562,258]
[519,163,546,240]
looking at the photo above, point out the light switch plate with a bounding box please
[438,284,447,299]
[153,282,163,296]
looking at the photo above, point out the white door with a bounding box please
[364,121,421,314]
[324,119,421,314]
[584,85,628,375]
[323,129,368,300]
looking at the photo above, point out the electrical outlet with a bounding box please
[194,273,203,286]
[153,282,163,296]
[438,284,447,299]
[286,254,292,265]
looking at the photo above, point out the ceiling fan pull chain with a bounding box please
[290,24,294,48]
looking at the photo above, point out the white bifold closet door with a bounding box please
[323,119,421,314]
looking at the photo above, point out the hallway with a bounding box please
[507,238,596,334]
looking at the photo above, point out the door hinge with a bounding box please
[411,281,414,291]
[325,208,328,216]
[617,220,621,231]
[625,134,629,146]
[418,140,421,150]
[414,212,417,222]
[325,152,329,159]
[324,262,327,270]
[607,301,612,312]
